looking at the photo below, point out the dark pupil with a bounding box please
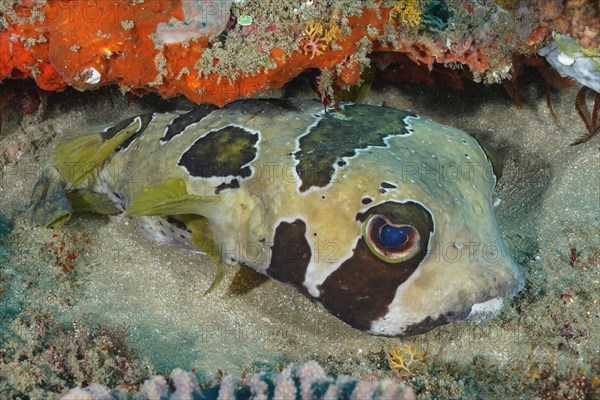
[379,224,408,248]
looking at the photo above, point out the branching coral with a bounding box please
[389,344,427,377]
[301,19,340,59]
[301,20,328,59]
[390,0,423,27]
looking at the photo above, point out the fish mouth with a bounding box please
[465,263,525,325]
[465,297,505,324]
[399,296,510,336]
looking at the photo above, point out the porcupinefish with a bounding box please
[29,98,524,336]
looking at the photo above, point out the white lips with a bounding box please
[466,297,504,324]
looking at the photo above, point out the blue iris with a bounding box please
[380,225,408,249]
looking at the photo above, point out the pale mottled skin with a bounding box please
[29,99,524,336]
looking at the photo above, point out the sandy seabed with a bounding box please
[1,74,598,398]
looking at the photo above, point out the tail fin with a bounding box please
[28,114,150,227]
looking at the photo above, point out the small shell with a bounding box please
[557,52,575,66]
[82,67,101,84]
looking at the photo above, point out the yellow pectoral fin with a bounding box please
[179,215,221,260]
[203,261,228,295]
[53,116,146,187]
[125,179,220,217]
[66,190,122,215]
[175,214,228,295]
[28,166,73,227]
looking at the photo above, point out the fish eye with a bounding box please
[362,215,420,263]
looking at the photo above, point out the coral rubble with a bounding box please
[2,0,595,105]
[0,307,153,399]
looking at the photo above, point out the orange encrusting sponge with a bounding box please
[1,1,550,106]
